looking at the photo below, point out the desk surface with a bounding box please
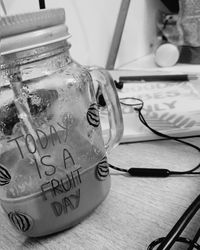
[0,137,199,250]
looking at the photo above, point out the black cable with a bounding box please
[137,109,200,175]
[108,97,200,177]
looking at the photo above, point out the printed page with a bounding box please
[100,80,200,143]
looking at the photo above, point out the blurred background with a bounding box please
[0,0,167,68]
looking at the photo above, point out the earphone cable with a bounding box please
[109,98,200,177]
[137,109,200,175]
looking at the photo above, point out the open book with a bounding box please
[100,77,200,143]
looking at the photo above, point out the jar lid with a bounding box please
[0,8,70,55]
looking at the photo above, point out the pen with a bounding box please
[114,74,198,89]
[39,0,46,9]
[119,74,198,82]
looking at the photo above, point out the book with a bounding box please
[100,78,200,143]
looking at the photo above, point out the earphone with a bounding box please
[109,97,200,177]
[95,79,200,248]
[110,97,200,249]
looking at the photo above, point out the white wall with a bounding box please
[115,0,165,68]
[1,0,165,69]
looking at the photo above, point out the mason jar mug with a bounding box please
[0,9,123,237]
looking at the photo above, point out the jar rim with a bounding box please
[0,8,71,55]
[0,8,65,39]
[0,25,71,56]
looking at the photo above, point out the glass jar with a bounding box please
[0,9,123,237]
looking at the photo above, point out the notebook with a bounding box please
[100,72,200,143]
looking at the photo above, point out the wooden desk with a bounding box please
[0,137,199,250]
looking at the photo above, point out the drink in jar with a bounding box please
[0,74,110,236]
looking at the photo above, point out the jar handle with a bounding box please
[89,67,124,153]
